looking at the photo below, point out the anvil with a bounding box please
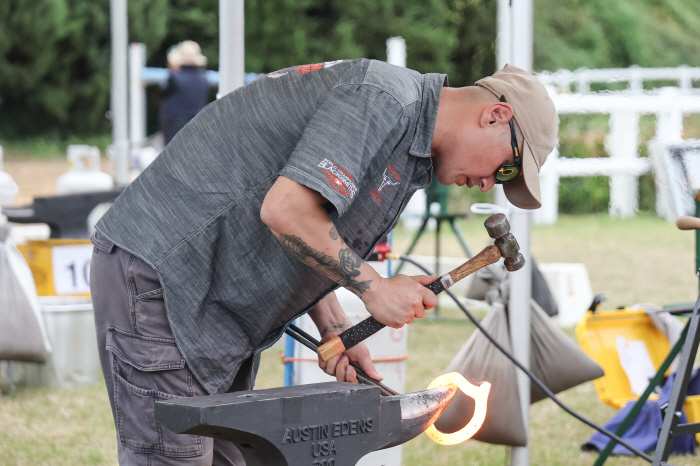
[155,381,458,466]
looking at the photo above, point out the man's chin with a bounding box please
[433,173,449,186]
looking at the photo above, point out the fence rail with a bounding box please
[535,86,700,224]
[536,66,700,93]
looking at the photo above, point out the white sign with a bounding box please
[51,244,93,294]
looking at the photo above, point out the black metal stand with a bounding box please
[394,213,472,316]
[652,292,700,465]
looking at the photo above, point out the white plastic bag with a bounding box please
[0,217,51,362]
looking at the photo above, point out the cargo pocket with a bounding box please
[107,327,209,457]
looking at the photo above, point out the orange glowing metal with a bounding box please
[425,372,491,445]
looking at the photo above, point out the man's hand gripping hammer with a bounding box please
[318,213,525,362]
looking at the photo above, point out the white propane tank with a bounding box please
[0,146,19,207]
[56,145,114,194]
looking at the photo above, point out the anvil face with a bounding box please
[155,382,456,466]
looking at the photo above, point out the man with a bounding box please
[90,59,557,465]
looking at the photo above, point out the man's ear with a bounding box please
[481,102,514,127]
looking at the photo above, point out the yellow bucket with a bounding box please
[683,395,700,444]
[575,308,671,410]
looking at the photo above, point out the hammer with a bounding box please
[318,213,524,362]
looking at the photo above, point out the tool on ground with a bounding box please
[155,373,490,466]
[284,324,399,396]
[318,213,524,362]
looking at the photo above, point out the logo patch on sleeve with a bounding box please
[317,159,357,198]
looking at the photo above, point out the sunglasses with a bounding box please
[495,96,522,184]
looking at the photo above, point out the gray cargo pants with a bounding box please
[90,230,246,465]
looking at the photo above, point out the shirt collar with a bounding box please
[409,73,449,158]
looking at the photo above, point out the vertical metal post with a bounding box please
[110,0,130,187]
[496,0,512,68]
[284,321,296,386]
[218,0,245,98]
[129,43,147,150]
[511,0,534,73]
[696,196,700,291]
[493,0,513,210]
[386,37,406,67]
[508,207,532,466]
[607,111,640,217]
[504,2,535,463]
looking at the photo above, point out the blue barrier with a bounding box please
[142,67,264,86]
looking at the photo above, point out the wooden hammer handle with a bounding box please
[449,245,502,283]
[318,246,502,362]
[676,215,700,231]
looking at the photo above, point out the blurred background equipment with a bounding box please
[0,215,51,367]
[0,147,19,208]
[56,145,114,195]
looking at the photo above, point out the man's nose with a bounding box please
[479,177,496,192]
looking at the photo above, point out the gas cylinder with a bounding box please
[56,145,114,194]
[0,146,19,207]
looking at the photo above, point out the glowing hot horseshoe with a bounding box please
[425,372,491,445]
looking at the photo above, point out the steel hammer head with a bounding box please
[483,214,525,272]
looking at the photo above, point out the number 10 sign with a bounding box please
[51,244,93,295]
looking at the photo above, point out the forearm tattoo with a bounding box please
[320,323,350,338]
[279,234,372,297]
[329,225,340,241]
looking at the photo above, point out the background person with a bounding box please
[159,40,210,146]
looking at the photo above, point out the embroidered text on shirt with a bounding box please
[317,159,357,198]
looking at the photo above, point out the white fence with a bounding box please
[533,66,700,224]
[537,66,700,94]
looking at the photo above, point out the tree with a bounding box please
[0,0,168,137]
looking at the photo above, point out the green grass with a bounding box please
[0,134,112,160]
[1,214,698,465]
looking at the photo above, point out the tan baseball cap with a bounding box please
[476,64,558,209]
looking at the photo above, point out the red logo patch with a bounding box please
[317,159,357,198]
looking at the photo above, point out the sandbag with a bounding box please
[467,258,559,317]
[528,298,604,402]
[496,278,603,402]
[435,278,603,446]
[0,219,51,362]
[433,302,528,446]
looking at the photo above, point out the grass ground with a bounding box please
[1,215,698,465]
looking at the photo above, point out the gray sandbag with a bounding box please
[433,302,528,446]
[435,280,603,445]
[0,220,51,362]
[528,298,604,402]
[467,258,559,317]
[497,278,603,403]
[531,258,558,317]
[465,262,505,301]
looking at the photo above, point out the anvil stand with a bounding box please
[395,179,473,317]
[651,296,700,465]
[652,196,700,466]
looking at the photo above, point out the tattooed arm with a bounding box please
[261,175,437,329]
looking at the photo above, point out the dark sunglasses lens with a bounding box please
[496,166,519,182]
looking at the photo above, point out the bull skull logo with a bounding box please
[377,167,401,192]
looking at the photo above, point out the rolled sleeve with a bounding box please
[279,83,405,216]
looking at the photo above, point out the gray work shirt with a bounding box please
[96,58,446,395]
